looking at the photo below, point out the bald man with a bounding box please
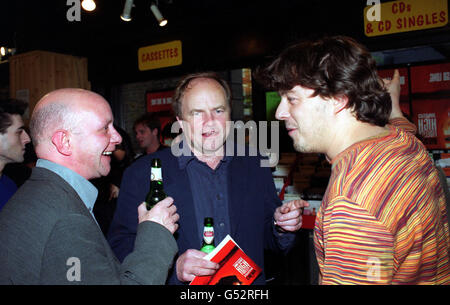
[0,88,179,285]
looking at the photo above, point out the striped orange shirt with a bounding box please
[314,118,450,284]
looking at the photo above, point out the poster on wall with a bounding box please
[146,90,174,113]
[410,63,450,150]
[412,98,449,149]
[146,90,177,145]
[411,63,450,93]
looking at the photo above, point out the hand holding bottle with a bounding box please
[145,158,167,210]
[176,217,218,282]
[138,197,179,234]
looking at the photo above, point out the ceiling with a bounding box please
[1,0,449,84]
[0,1,364,51]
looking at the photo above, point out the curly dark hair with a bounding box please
[255,36,391,127]
[0,98,28,134]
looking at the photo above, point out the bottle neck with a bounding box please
[150,180,163,186]
[150,180,164,189]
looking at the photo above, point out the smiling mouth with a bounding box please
[102,151,113,156]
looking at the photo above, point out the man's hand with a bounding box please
[274,199,309,232]
[382,69,403,120]
[137,197,179,234]
[176,249,220,282]
[109,184,120,201]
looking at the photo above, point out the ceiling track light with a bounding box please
[120,0,134,22]
[119,0,168,26]
[150,2,168,26]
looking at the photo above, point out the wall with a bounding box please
[9,50,90,123]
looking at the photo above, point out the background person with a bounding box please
[134,112,166,158]
[0,98,30,211]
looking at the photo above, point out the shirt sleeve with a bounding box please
[40,214,177,284]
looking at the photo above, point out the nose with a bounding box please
[110,126,122,145]
[275,98,290,121]
[203,111,214,126]
[21,130,31,144]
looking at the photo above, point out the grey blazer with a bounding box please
[0,167,177,284]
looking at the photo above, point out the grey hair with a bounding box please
[30,102,82,146]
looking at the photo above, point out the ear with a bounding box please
[51,130,72,156]
[176,116,185,132]
[332,95,349,115]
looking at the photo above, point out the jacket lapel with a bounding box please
[32,167,101,229]
[163,154,198,248]
[227,155,248,237]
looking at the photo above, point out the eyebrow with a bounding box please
[190,108,204,114]
[97,119,113,131]
[189,105,227,113]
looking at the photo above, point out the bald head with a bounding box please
[30,88,107,148]
[29,88,122,179]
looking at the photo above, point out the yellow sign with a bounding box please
[364,0,448,37]
[138,40,182,71]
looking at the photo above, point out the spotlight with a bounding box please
[81,0,96,12]
[0,47,15,56]
[150,2,168,26]
[120,0,134,22]
[0,47,16,61]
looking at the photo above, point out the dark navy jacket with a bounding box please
[108,144,294,284]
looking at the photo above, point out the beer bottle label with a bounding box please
[151,167,162,181]
[203,227,214,244]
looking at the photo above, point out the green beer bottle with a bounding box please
[145,158,167,210]
[200,217,215,253]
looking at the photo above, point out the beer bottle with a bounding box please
[145,158,167,210]
[200,217,215,253]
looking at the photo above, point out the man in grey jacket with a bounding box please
[0,88,179,284]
